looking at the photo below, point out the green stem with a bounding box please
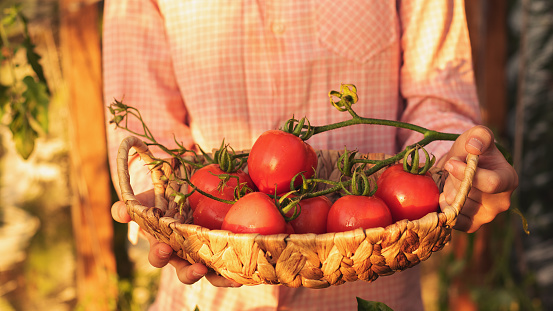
[302,130,460,199]
[313,116,431,136]
[313,115,513,165]
[188,184,236,205]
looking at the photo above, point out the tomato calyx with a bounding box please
[201,140,248,173]
[288,169,319,195]
[276,191,303,222]
[233,179,255,201]
[341,168,377,197]
[205,172,255,201]
[402,145,436,175]
[338,147,362,177]
[282,116,315,141]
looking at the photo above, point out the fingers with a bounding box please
[111,201,132,223]
[145,234,205,283]
[147,236,174,268]
[205,271,243,287]
[111,189,156,224]
[440,158,514,233]
[444,158,518,195]
[169,260,241,287]
[163,253,242,287]
[442,126,518,232]
[146,233,242,287]
[114,189,241,287]
[440,193,498,233]
[171,261,207,284]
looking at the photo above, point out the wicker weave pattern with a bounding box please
[118,136,478,288]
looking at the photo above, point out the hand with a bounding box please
[438,125,518,233]
[111,190,242,287]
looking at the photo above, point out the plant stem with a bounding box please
[313,115,439,136]
[302,129,460,199]
[313,114,513,164]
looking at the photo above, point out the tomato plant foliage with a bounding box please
[0,6,50,159]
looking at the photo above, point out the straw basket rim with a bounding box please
[117,135,478,288]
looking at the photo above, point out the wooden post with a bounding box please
[59,1,117,310]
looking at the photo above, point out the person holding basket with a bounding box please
[104,1,518,310]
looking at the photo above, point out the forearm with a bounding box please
[397,0,481,160]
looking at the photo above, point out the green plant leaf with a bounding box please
[356,297,394,311]
[0,5,50,160]
[22,35,49,93]
[22,75,49,134]
[0,83,9,118]
[8,107,38,159]
[9,6,49,95]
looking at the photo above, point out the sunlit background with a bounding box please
[0,0,552,310]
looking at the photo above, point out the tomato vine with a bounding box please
[108,83,514,214]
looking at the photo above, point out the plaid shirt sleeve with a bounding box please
[398,0,481,159]
[103,0,195,196]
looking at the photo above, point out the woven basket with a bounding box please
[117,136,478,288]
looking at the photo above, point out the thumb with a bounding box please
[463,125,495,156]
[111,200,132,223]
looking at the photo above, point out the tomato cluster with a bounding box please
[188,129,440,235]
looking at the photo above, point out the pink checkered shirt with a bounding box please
[103,0,480,310]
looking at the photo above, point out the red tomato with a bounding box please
[285,222,295,234]
[221,192,287,235]
[375,163,439,222]
[326,195,392,233]
[187,164,255,211]
[286,196,332,234]
[247,130,317,195]
[192,198,231,230]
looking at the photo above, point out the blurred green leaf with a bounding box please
[356,297,394,311]
[21,29,49,94]
[0,5,51,160]
[0,83,9,117]
[8,107,38,159]
[22,75,49,134]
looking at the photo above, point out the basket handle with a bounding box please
[441,153,479,226]
[117,136,168,210]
